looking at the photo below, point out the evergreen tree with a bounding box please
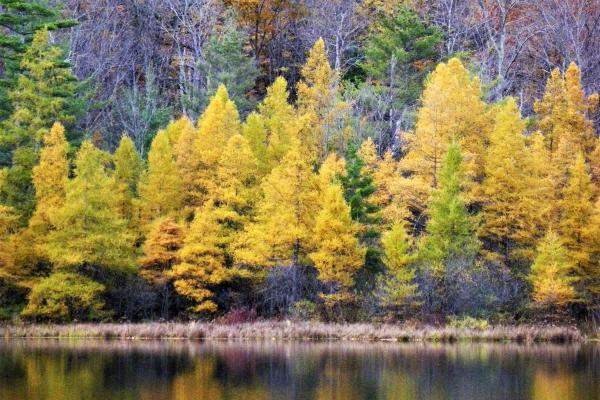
[310,183,364,289]
[529,230,577,308]
[113,136,143,224]
[170,202,234,314]
[197,14,258,116]
[342,143,379,234]
[0,28,80,220]
[360,4,441,137]
[138,130,182,225]
[402,58,489,207]
[235,140,319,268]
[418,142,479,274]
[43,142,135,272]
[0,1,76,119]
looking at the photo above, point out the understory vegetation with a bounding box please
[0,1,599,326]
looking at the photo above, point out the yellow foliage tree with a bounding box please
[171,117,201,213]
[139,216,184,318]
[212,134,261,243]
[480,99,545,261]
[195,85,242,200]
[373,150,410,226]
[529,230,577,308]
[113,136,143,225]
[401,57,488,207]
[297,38,350,161]
[170,202,234,314]
[581,199,600,301]
[558,153,595,271]
[29,122,69,235]
[43,142,135,271]
[309,183,364,289]
[379,222,418,310]
[317,152,346,191]
[250,77,299,171]
[235,140,319,267]
[138,130,182,226]
[535,63,598,156]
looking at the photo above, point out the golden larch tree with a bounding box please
[297,38,350,161]
[171,116,201,213]
[138,130,182,226]
[529,230,577,308]
[113,136,143,224]
[43,142,135,271]
[235,140,319,267]
[195,85,242,200]
[401,57,489,207]
[379,222,418,310]
[480,98,544,261]
[558,153,595,271]
[29,122,69,234]
[170,202,234,314]
[309,182,364,289]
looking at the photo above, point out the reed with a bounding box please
[0,321,586,343]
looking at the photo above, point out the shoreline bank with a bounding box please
[1,321,591,343]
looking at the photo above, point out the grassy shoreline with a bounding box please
[0,321,592,343]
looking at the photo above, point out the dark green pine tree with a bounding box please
[361,4,441,107]
[0,0,76,120]
[418,142,479,274]
[196,13,258,116]
[0,27,82,222]
[341,144,382,283]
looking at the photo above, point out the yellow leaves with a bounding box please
[529,230,577,307]
[535,62,598,162]
[29,122,68,232]
[297,38,350,162]
[170,202,230,314]
[480,98,545,260]
[310,183,364,288]
[195,85,242,199]
[235,140,319,267]
[402,57,488,205]
[138,130,182,225]
[139,217,184,286]
[558,153,595,270]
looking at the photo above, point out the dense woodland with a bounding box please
[0,0,599,324]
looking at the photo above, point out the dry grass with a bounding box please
[0,321,586,343]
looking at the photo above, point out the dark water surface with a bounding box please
[0,339,598,400]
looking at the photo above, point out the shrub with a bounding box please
[290,300,319,321]
[21,272,106,322]
[447,315,490,330]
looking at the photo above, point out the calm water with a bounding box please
[0,340,598,400]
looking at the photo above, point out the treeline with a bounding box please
[0,1,599,323]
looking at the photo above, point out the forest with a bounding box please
[0,0,599,325]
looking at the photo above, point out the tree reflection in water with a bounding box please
[0,340,598,400]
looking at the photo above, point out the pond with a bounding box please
[0,339,598,400]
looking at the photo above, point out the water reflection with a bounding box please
[0,339,598,400]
